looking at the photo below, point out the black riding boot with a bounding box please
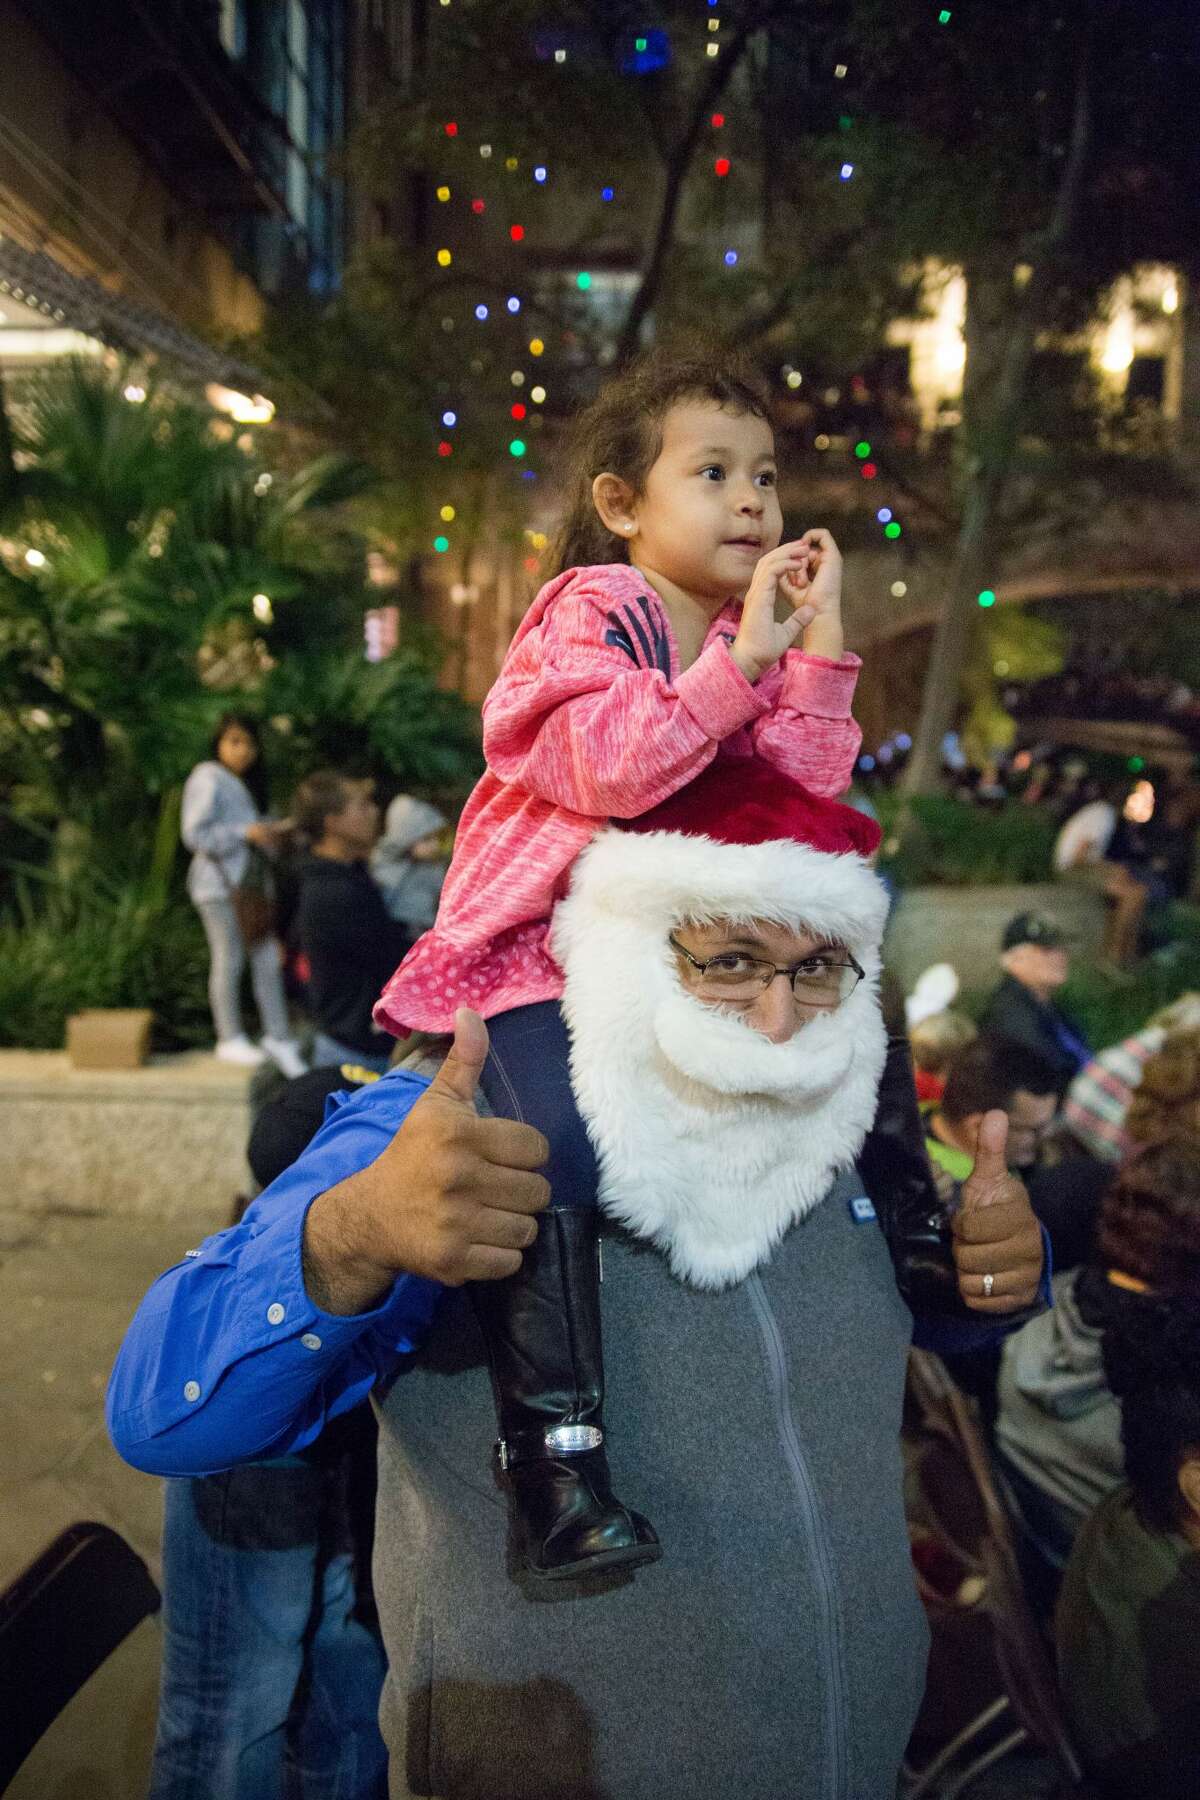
[471,1207,661,1580]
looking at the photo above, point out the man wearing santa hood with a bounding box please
[110,759,1046,1800]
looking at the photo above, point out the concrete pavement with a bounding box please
[0,1201,221,1798]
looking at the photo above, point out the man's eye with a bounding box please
[795,958,835,978]
[708,955,759,976]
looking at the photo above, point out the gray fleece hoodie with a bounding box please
[995,1268,1125,1531]
[372,1162,929,1800]
[370,796,448,934]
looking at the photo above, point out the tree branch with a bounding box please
[615,5,780,365]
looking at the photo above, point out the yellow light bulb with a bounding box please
[440,504,456,522]
[529,338,545,356]
[436,248,452,267]
[436,186,451,202]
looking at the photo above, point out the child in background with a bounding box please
[374,348,865,1581]
[905,961,974,1104]
[370,795,449,949]
[910,1010,978,1105]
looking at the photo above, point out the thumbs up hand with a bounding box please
[302,1008,550,1314]
[950,1111,1045,1312]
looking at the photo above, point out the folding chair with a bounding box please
[901,1349,1091,1800]
[0,1520,161,1791]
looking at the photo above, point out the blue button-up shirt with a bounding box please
[107,1067,1050,1477]
[107,1070,441,1476]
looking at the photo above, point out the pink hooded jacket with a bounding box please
[374,563,862,1035]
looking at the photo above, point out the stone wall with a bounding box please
[884,882,1107,998]
[1,1052,252,1219]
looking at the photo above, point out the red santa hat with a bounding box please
[554,755,887,955]
[550,758,890,1289]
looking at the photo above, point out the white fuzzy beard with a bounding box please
[553,835,889,1291]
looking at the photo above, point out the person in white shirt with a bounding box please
[181,713,306,1075]
[1054,785,1147,967]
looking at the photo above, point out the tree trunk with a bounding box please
[897,46,1094,810]
[897,265,1021,798]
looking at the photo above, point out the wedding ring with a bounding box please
[983,1273,995,1298]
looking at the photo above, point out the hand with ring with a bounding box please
[951,1111,1045,1313]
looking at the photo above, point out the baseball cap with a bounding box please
[1001,911,1070,952]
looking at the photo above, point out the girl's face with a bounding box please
[608,401,784,601]
[217,724,259,776]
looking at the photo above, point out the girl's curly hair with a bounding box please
[1094,1132,1200,1297]
[1126,1028,1200,1146]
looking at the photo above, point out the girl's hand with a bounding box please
[784,529,844,661]
[728,542,816,683]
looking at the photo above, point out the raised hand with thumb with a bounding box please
[950,1110,1045,1312]
[302,1007,550,1315]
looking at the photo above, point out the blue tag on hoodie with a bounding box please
[849,1195,877,1224]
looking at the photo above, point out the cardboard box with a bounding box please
[66,1009,154,1070]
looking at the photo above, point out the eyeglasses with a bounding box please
[669,935,865,1007]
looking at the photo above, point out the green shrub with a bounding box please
[879,795,1057,888]
[0,795,209,1050]
[1060,948,1200,1053]
[0,878,210,1050]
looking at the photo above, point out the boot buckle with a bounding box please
[544,1423,603,1456]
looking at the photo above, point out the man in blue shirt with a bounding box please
[110,762,1048,1800]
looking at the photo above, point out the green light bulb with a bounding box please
[977,588,997,608]
[855,441,871,459]
[509,439,526,457]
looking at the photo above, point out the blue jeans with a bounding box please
[479,1001,600,1208]
[150,1462,388,1800]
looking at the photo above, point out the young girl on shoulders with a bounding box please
[375,349,864,1581]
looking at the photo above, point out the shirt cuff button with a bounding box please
[301,1333,322,1351]
[267,1302,286,1325]
[183,1380,201,1402]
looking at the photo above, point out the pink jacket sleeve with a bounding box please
[749,650,863,798]
[482,585,768,819]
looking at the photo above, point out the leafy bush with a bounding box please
[1060,947,1200,1054]
[0,880,210,1051]
[878,795,1058,888]
[0,795,210,1050]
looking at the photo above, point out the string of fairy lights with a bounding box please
[423,1,994,613]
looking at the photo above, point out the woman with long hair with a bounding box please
[180,712,306,1075]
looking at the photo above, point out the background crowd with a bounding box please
[149,692,1200,1798]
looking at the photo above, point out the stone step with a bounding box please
[1,1050,254,1218]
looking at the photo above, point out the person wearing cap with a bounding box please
[110,757,1046,1800]
[979,911,1092,1093]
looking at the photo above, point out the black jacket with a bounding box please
[978,973,1091,1092]
[294,856,409,1055]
